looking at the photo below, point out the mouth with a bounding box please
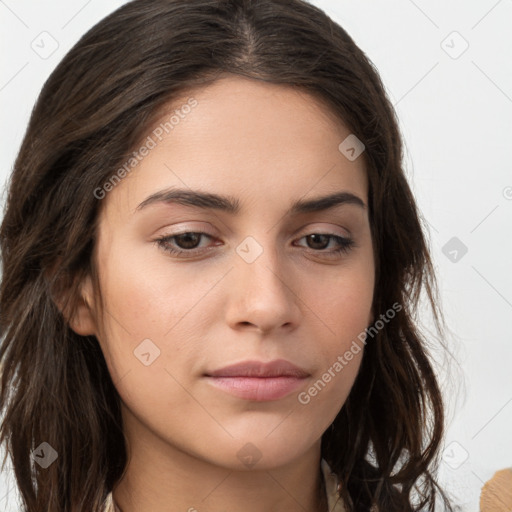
[203,359,310,401]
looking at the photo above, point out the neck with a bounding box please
[111,408,327,512]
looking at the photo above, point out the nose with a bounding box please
[224,238,302,335]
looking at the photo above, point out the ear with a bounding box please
[53,273,97,336]
[68,274,97,336]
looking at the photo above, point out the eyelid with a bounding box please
[293,222,352,239]
[154,223,216,237]
[154,228,355,260]
[157,222,350,243]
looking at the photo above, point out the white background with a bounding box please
[1,1,511,510]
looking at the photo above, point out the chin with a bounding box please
[202,428,318,471]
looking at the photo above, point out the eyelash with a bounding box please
[154,231,355,259]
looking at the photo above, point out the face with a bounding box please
[73,75,375,471]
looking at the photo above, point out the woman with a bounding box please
[0,0,455,510]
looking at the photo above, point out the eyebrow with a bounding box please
[135,188,366,215]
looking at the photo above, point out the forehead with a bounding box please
[100,75,368,220]
[163,74,354,153]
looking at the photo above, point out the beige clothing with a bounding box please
[101,458,346,511]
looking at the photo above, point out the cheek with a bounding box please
[292,263,373,417]
[94,239,227,397]
[92,243,180,380]
[93,247,206,431]
[97,238,209,338]
[304,261,374,343]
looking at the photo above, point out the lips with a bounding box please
[205,359,310,378]
[204,359,310,401]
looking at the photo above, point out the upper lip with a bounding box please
[205,359,310,378]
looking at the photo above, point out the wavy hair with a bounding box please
[0,0,454,510]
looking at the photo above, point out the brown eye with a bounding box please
[304,234,331,250]
[155,231,216,257]
[295,233,355,256]
[173,232,202,249]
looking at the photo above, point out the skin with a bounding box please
[69,74,375,512]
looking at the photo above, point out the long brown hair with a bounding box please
[0,0,455,510]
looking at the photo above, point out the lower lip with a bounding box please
[204,376,307,401]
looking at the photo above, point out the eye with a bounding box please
[294,233,355,257]
[155,231,216,257]
[154,231,355,259]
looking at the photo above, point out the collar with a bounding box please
[321,458,346,511]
